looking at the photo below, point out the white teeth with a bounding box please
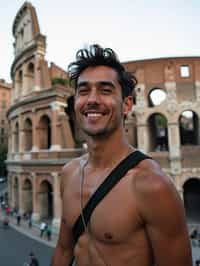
[87,113,102,117]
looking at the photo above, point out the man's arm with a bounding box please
[51,168,74,266]
[135,161,192,266]
[51,217,74,266]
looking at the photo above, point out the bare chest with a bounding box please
[63,174,143,244]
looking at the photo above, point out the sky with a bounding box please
[1,0,200,82]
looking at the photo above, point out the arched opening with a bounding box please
[183,178,200,222]
[24,118,33,151]
[27,62,34,92]
[39,180,53,220]
[147,113,168,152]
[63,96,76,148]
[16,70,23,98]
[148,88,167,107]
[38,115,51,149]
[13,177,19,210]
[14,122,19,152]
[20,28,24,45]
[179,110,199,145]
[22,179,33,214]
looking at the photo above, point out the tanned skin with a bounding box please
[52,66,192,266]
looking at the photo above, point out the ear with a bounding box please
[123,96,133,116]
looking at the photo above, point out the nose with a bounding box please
[87,88,100,104]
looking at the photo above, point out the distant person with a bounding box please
[5,206,10,216]
[29,252,39,266]
[195,259,200,266]
[40,222,46,238]
[27,213,32,228]
[3,216,9,229]
[46,224,52,241]
[16,212,21,226]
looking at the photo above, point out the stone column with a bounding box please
[168,122,182,175]
[165,82,177,107]
[137,123,149,153]
[18,176,24,214]
[195,81,200,102]
[22,63,28,96]
[11,174,18,209]
[50,102,63,150]
[59,111,75,148]
[135,83,147,108]
[18,116,24,154]
[34,53,45,92]
[7,123,12,159]
[32,173,40,221]
[8,174,14,208]
[125,115,137,147]
[31,110,39,151]
[52,172,61,228]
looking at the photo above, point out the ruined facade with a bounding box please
[7,2,200,227]
[6,2,81,227]
[124,59,200,221]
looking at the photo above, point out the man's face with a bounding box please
[74,65,132,138]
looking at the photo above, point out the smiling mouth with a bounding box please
[86,113,103,118]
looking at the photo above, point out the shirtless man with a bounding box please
[52,44,192,266]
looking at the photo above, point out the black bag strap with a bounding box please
[72,150,151,243]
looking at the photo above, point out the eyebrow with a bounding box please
[76,81,88,88]
[77,80,115,88]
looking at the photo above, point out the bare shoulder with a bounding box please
[60,153,88,196]
[133,158,177,197]
[132,158,184,224]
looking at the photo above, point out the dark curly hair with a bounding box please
[68,44,137,99]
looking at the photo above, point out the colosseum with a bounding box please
[6,2,200,229]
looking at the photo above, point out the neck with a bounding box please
[85,129,134,169]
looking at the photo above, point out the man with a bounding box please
[52,44,192,265]
[29,252,39,266]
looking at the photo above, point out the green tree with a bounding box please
[51,77,69,86]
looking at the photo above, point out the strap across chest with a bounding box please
[72,150,151,244]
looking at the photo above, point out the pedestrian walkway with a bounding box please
[0,209,58,248]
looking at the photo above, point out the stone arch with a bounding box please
[38,115,51,149]
[148,88,167,107]
[147,113,168,152]
[14,122,19,152]
[39,180,53,220]
[183,178,200,222]
[24,118,33,151]
[179,110,199,145]
[13,177,19,210]
[26,62,34,92]
[22,178,33,214]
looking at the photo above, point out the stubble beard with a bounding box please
[81,115,123,140]
[82,125,115,139]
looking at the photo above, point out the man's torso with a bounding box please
[62,158,154,266]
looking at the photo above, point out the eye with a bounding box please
[101,86,113,95]
[77,86,89,95]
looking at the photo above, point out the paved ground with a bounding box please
[0,182,57,265]
[0,220,54,266]
[0,210,58,248]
